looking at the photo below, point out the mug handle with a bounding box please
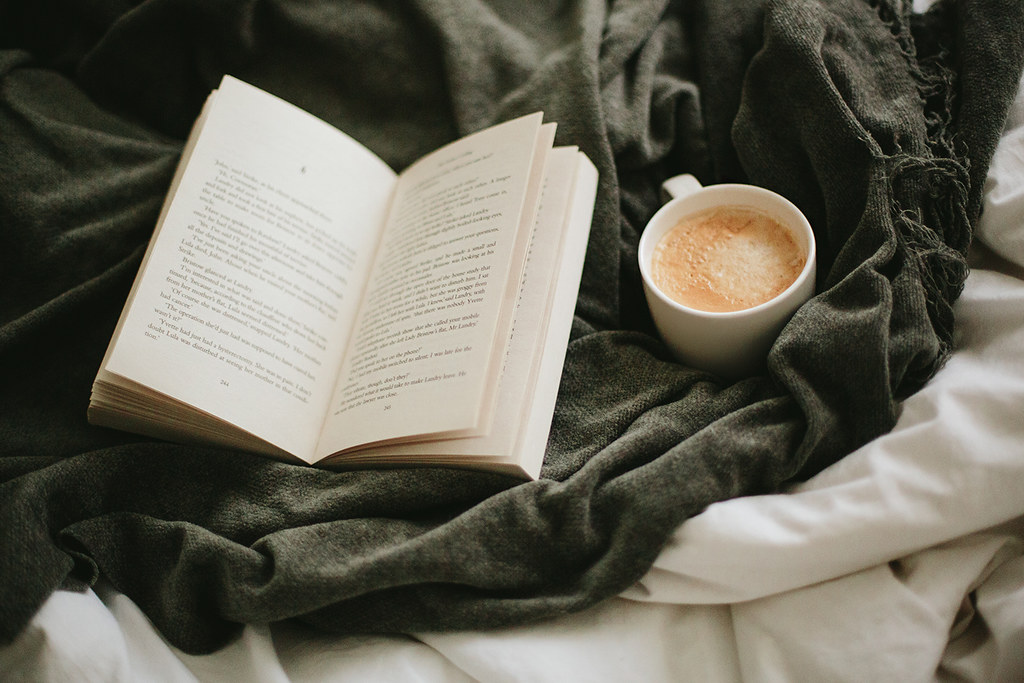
[660,174,703,203]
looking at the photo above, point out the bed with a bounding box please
[2,0,1024,681]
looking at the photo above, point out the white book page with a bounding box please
[316,113,546,456]
[349,147,591,472]
[103,76,397,460]
[511,150,597,477]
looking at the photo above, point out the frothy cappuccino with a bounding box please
[651,206,804,313]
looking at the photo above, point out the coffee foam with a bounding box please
[651,206,804,313]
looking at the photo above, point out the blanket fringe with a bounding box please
[874,0,971,385]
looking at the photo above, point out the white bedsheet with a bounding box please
[5,68,1024,683]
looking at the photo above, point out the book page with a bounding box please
[102,76,397,460]
[332,147,597,479]
[508,149,597,475]
[315,113,547,456]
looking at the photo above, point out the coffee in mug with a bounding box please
[650,205,806,313]
[638,175,816,378]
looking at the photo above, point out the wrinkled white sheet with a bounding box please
[5,60,1024,683]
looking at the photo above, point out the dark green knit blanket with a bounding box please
[1,0,1022,653]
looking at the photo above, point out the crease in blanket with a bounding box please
[1,0,1023,655]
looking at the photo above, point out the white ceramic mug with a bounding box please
[638,174,816,378]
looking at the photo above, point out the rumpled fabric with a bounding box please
[1,0,1022,653]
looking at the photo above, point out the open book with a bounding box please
[88,75,597,480]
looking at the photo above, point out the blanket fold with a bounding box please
[2,0,1022,653]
